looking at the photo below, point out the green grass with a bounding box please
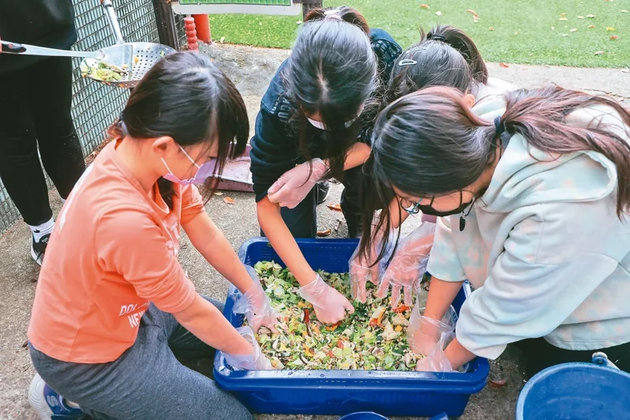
[208,0,630,68]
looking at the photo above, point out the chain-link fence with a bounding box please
[0,0,185,232]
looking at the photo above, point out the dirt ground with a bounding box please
[1,43,629,420]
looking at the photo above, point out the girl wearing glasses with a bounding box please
[361,85,630,376]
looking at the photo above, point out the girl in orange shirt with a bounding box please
[27,52,275,420]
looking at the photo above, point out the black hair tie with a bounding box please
[428,33,446,42]
[494,116,505,135]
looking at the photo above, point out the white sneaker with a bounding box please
[30,233,51,266]
[29,373,85,419]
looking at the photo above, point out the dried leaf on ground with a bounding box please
[435,10,442,16]
[594,51,605,55]
[420,4,430,9]
[610,35,619,40]
[489,26,495,31]
[622,10,629,13]
[560,12,566,17]
[327,203,342,212]
[588,25,596,28]
[578,16,584,19]
[489,379,507,388]
[219,37,225,44]
[467,9,479,18]
[606,27,617,31]
[570,28,578,32]
[223,196,235,205]
[316,229,332,237]
[559,17,568,21]
[214,192,224,196]
[587,14,596,18]
[499,62,510,68]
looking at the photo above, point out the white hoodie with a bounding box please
[427,96,630,359]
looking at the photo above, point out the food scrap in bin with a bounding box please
[247,261,422,371]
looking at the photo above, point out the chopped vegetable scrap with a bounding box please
[80,60,128,83]
[248,261,421,371]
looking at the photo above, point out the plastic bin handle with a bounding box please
[592,352,620,370]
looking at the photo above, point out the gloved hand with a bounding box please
[415,342,455,373]
[408,304,457,357]
[349,225,395,303]
[223,326,274,370]
[298,274,355,324]
[267,158,328,209]
[379,223,436,308]
[233,266,279,333]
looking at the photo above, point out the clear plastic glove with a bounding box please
[298,274,355,324]
[349,226,395,303]
[408,303,457,356]
[267,158,328,209]
[415,342,455,373]
[233,266,279,333]
[379,223,436,307]
[223,326,274,370]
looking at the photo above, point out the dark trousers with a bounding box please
[30,297,252,420]
[271,165,365,238]
[0,57,85,226]
[516,337,630,379]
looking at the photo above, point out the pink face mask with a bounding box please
[161,145,218,185]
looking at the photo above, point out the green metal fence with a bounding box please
[0,0,184,232]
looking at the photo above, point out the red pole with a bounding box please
[193,14,211,44]
[184,16,198,50]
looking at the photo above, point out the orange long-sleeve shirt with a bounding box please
[28,142,204,363]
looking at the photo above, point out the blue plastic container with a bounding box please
[516,357,630,420]
[214,238,490,417]
[339,412,388,420]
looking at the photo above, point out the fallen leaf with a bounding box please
[610,35,618,40]
[578,15,584,19]
[327,203,342,212]
[316,229,332,237]
[223,196,235,205]
[489,379,507,388]
[420,4,430,9]
[594,50,605,55]
[499,62,510,68]
[588,25,596,28]
[622,10,629,13]
[473,17,480,23]
[560,12,566,17]
[467,9,479,18]
[514,31,520,35]
[489,26,495,31]
[622,68,630,73]
[559,17,568,21]
[587,14,596,18]
[219,36,225,44]
[435,10,442,16]
[214,192,223,196]
[551,26,555,30]
[606,27,616,31]
[570,28,578,32]
[562,33,568,37]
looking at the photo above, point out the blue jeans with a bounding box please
[29,297,252,420]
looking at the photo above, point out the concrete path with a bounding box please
[0,43,628,419]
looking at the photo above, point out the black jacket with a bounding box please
[0,0,77,74]
[250,28,402,202]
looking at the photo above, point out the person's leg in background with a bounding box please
[0,57,84,265]
[0,63,54,265]
[340,165,365,238]
[26,57,85,202]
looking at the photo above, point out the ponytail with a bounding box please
[499,85,630,216]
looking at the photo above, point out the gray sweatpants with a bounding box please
[29,297,253,420]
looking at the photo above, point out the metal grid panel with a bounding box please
[0,0,184,233]
[180,0,291,5]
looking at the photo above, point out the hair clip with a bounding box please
[428,33,446,42]
[398,59,418,67]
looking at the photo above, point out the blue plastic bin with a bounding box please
[214,238,490,417]
[516,355,630,420]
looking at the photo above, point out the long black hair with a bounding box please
[359,85,630,260]
[108,52,249,209]
[283,6,377,179]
